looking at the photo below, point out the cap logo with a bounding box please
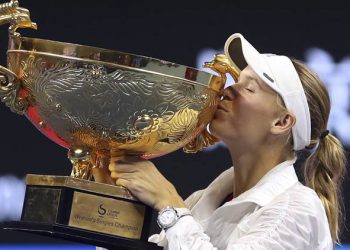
[263,72,274,83]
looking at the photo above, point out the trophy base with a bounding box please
[2,221,161,250]
[6,174,161,250]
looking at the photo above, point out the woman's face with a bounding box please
[209,66,283,148]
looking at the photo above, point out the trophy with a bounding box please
[0,1,239,249]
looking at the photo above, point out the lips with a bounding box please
[217,103,229,112]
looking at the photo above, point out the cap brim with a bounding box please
[224,33,278,93]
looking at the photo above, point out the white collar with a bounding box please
[226,158,298,207]
[190,158,299,221]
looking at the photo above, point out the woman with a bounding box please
[106,33,346,249]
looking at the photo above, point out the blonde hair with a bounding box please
[291,59,347,243]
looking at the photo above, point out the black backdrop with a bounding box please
[0,0,350,246]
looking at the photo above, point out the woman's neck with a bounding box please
[229,144,291,197]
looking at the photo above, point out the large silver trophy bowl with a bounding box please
[0,1,240,249]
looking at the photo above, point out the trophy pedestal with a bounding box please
[2,174,160,250]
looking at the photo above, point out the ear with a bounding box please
[270,111,296,136]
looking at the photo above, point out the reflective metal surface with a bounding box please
[0,0,240,180]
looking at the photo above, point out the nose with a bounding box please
[222,85,238,101]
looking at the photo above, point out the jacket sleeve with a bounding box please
[149,215,219,250]
[149,199,333,250]
[150,215,271,250]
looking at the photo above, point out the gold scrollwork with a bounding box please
[0,65,28,114]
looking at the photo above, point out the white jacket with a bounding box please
[149,159,333,250]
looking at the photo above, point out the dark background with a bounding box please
[0,0,350,247]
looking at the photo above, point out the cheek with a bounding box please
[232,98,275,133]
[246,101,278,133]
[209,99,250,138]
[209,96,276,139]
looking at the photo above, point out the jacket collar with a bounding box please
[226,158,298,207]
[190,158,299,221]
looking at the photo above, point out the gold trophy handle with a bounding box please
[0,65,28,114]
[0,0,37,35]
[203,53,240,82]
[183,54,240,153]
[0,1,34,114]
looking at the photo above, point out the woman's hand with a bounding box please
[109,156,186,211]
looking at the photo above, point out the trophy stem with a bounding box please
[68,145,94,180]
[68,145,116,185]
[70,159,93,180]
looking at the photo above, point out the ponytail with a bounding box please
[291,58,347,243]
[303,134,346,242]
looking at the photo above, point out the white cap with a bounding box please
[224,33,311,150]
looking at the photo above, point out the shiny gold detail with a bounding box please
[0,74,7,86]
[68,146,94,180]
[200,94,208,102]
[183,54,240,153]
[38,121,46,128]
[55,103,62,112]
[204,53,240,83]
[0,0,37,35]
[183,129,219,153]
[133,114,153,131]
[70,160,93,180]
[69,192,145,239]
[0,65,28,114]
[25,174,135,200]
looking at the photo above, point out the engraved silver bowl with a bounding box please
[0,33,231,179]
[0,1,239,180]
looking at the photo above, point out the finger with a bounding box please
[92,167,105,183]
[109,160,118,172]
[109,161,139,173]
[112,172,139,181]
[112,155,144,164]
[115,178,130,187]
[92,167,115,185]
[110,156,125,163]
[110,171,120,179]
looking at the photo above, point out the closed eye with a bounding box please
[245,88,254,93]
